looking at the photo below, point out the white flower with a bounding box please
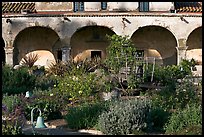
[72,76,79,81]
[50,93,54,96]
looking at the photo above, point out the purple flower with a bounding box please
[2,104,8,113]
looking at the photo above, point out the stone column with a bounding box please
[176,38,188,65]
[4,46,14,66]
[61,47,71,62]
[176,46,188,65]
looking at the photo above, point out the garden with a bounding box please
[2,34,202,135]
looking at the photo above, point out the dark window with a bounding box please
[101,2,107,10]
[139,2,149,12]
[135,50,144,57]
[57,50,62,61]
[91,51,101,59]
[73,2,84,12]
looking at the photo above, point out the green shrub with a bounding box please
[35,74,59,90]
[172,125,202,135]
[23,90,64,121]
[46,60,70,77]
[2,94,22,113]
[144,59,193,86]
[2,104,25,135]
[2,65,36,95]
[65,101,110,129]
[2,121,23,135]
[174,78,200,109]
[57,71,101,101]
[150,86,175,111]
[150,78,200,111]
[97,98,152,135]
[164,103,202,135]
[149,105,171,132]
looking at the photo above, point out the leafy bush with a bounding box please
[164,103,202,135]
[149,105,171,132]
[150,78,200,111]
[57,70,101,101]
[46,60,70,77]
[2,94,22,113]
[144,59,194,86]
[173,78,200,109]
[97,98,152,135]
[2,65,36,95]
[23,89,65,121]
[35,74,59,90]
[172,125,202,135]
[65,101,110,129]
[2,104,26,135]
[2,123,23,135]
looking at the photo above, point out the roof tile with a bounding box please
[175,2,202,13]
[2,2,36,13]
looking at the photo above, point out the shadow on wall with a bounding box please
[162,53,177,66]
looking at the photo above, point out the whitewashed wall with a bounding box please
[149,2,173,11]
[84,2,101,11]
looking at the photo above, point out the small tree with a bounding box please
[104,34,139,93]
[104,34,136,74]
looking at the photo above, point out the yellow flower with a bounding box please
[78,91,83,94]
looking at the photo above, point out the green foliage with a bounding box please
[97,98,152,135]
[150,78,200,111]
[56,70,101,101]
[2,94,22,113]
[104,34,136,74]
[173,78,200,109]
[46,60,70,77]
[2,104,26,135]
[35,74,59,91]
[2,121,23,135]
[65,101,110,129]
[79,57,106,72]
[30,65,45,76]
[149,105,171,132]
[171,125,202,135]
[23,89,65,121]
[164,103,202,135]
[144,59,194,86]
[2,65,36,95]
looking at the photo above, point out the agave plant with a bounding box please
[21,53,39,68]
[46,60,70,76]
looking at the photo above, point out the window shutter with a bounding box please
[79,2,84,11]
[74,2,79,12]
[139,2,149,12]
[74,2,84,11]
[101,2,107,10]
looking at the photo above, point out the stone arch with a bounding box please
[186,26,202,64]
[70,25,115,62]
[2,38,6,64]
[131,25,178,66]
[13,26,61,66]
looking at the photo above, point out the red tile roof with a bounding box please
[175,2,202,13]
[2,2,36,13]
